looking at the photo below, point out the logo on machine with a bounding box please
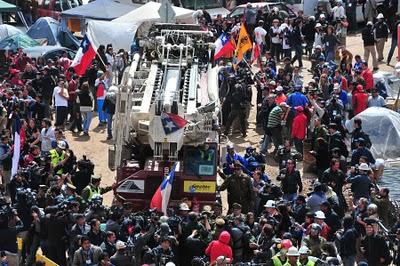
[183,181,216,193]
[116,180,145,194]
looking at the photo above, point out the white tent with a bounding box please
[345,107,400,159]
[86,20,139,52]
[113,1,195,24]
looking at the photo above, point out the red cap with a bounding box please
[295,106,304,112]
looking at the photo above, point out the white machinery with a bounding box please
[112,23,220,168]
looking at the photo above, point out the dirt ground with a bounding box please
[64,33,395,207]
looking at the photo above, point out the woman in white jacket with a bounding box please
[313,23,324,49]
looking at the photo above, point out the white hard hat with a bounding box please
[314,210,326,219]
[179,203,190,211]
[377,13,384,19]
[320,14,325,19]
[264,200,276,208]
[57,141,67,150]
[359,163,371,171]
[299,246,310,255]
[287,247,300,256]
[116,241,126,250]
[315,23,322,28]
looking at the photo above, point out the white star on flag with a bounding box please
[165,121,175,132]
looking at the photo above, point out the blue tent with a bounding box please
[26,17,80,50]
[61,0,138,20]
[0,33,39,51]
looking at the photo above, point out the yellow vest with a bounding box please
[272,255,287,266]
[49,149,65,175]
[283,262,301,266]
[87,185,101,201]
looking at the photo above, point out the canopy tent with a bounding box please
[0,0,18,12]
[26,17,80,50]
[113,1,195,24]
[0,33,40,51]
[61,0,138,20]
[345,107,400,160]
[86,20,139,52]
[0,24,22,41]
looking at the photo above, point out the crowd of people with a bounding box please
[0,0,398,266]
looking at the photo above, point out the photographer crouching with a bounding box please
[0,196,24,266]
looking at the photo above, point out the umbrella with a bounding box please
[0,33,40,51]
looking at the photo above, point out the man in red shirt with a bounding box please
[353,84,369,115]
[291,106,308,154]
[361,61,374,92]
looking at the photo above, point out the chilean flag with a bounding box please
[71,35,97,76]
[150,163,177,214]
[214,33,236,60]
[161,112,188,135]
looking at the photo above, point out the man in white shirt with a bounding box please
[53,79,69,128]
[332,0,346,21]
[269,19,282,62]
[254,20,267,54]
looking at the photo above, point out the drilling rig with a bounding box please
[111,23,221,210]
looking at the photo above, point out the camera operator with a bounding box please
[84,195,108,222]
[124,214,155,266]
[274,139,302,170]
[25,206,42,265]
[42,205,69,265]
[72,235,103,266]
[325,95,344,123]
[0,204,24,266]
[110,240,135,266]
[148,237,175,266]
[8,172,29,204]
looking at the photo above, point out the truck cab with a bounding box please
[33,0,81,20]
[115,143,219,210]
